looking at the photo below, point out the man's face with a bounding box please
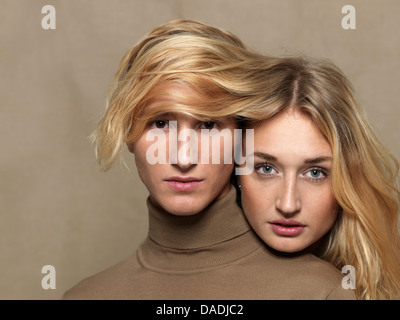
[130,83,236,216]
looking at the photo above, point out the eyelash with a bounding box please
[304,167,329,182]
[254,163,277,177]
[149,120,220,130]
[254,163,329,182]
[200,121,220,130]
[150,120,169,129]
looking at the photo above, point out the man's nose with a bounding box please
[174,127,198,170]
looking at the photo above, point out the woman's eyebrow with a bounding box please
[304,156,333,164]
[253,152,277,162]
[253,152,332,164]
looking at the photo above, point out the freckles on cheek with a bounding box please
[311,195,339,226]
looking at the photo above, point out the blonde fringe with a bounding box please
[91,20,400,298]
[91,20,272,171]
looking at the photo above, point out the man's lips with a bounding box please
[165,176,203,182]
[164,177,204,191]
[269,219,306,236]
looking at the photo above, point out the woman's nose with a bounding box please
[275,176,301,217]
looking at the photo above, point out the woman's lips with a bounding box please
[164,177,204,191]
[269,219,306,236]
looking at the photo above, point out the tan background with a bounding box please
[1,0,399,300]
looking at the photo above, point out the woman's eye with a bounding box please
[152,120,169,129]
[304,168,328,181]
[200,121,217,130]
[261,165,274,174]
[254,164,277,177]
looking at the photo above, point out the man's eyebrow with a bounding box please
[253,152,332,164]
[147,112,174,120]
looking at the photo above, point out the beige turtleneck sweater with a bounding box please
[63,187,355,300]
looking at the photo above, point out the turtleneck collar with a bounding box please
[137,186,263,273]
[147,186,250,249]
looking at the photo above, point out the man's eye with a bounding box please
[152,120,169,129]
[200,121,217,130]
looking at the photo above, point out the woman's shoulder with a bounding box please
[295,253,356,299]
[248,246,357,299]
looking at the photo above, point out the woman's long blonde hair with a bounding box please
[92,19,276,171]
[239,56,400,299]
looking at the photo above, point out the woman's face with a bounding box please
[130,83,236,216]
[239,108,339,253]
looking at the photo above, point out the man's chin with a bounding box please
[162,196,211,216]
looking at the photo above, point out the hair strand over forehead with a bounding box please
[91,19,276,171]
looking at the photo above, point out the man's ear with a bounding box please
[127,142,134,153]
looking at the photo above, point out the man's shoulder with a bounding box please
[62,253,139,300]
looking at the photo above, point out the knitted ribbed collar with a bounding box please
[137,186,263,273]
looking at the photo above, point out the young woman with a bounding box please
[63,20,355,299]
[238,56,400,299]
